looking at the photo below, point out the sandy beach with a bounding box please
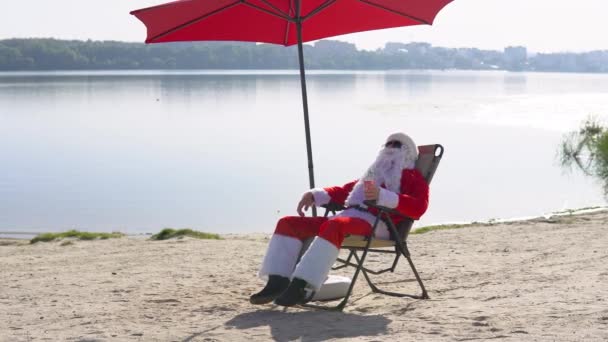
[1,210,607,342]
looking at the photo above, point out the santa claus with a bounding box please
[250,132,429,307]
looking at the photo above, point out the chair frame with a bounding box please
[302,144,444,311]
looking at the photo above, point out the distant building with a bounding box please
[383,42,408,54]
[504,46,527,71]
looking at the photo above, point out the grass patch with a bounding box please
[150,228,221,241]
[30,230,125,244]
[412,223,476,235]
[413,206,608,235]
[551,206,602,215]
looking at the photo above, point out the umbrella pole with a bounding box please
[295,18,317,217]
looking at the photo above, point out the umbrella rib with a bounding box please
[302,0,337,22]
[256,0,292,19]
[358,0,430,25]
[283,0,296,45]
[242,1,294,21]
[147,1,242,43]
[283,21,290,46]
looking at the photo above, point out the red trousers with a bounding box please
[274,216,373,248]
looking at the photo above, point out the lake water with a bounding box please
[1,70,607,236]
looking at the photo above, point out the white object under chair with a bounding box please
[311,275,352,301]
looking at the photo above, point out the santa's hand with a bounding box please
[297,192,315,216]
[364,183,380,201]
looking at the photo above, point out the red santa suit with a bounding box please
[258,133,429,291]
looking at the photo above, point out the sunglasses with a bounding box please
[384,140,403,148]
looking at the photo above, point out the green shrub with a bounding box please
[30,230,124,244]
[560,116,608,197]
[150,228,221,240]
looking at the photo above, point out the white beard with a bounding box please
[345,147,408,207]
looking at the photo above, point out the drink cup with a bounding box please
[364,180,375,191]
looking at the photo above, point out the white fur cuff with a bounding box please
[292,237,339,290]
[377,188,399,209]
[258,234,303,279]
[310,188,331,207]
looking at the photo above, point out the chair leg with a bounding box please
[352,245,429,300]
[382,213,430,299]
[301,240,377,311]
[357,252,381,293]
[298,212,432,310]
[404,253,429,299]
[300,216,383,311]
[332,250,354,271]
[301,245,431,311]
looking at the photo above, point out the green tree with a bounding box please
[0,44,33,69]
[559,117,608,196]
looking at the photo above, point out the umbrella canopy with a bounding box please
[131,0,453,46]
[131,0,454,214]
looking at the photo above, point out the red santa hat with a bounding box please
[385,132,418,168]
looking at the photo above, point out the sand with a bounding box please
[1,210,607,341]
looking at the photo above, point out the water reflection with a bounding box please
[503,73,528,95]
[383,72,433,98]
[310,74,357,97]
[158,74,254,102]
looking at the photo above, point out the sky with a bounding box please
[1,0,607,53]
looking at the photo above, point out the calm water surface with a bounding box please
[0,70,607,236]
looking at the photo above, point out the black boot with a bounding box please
[273,278,315,307]
[250,275,290,305]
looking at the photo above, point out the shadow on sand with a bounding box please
[222,308,391,341]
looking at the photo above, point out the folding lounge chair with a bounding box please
[303,144,444,311]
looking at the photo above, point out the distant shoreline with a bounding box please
[2,38,607,73]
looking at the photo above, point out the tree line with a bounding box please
[1,38,608,72]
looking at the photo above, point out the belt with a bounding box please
[345,205,370,213]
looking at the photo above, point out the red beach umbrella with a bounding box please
[131,0,454,199]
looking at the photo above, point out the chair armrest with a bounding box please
[323,200,412,220]
[322,202,345,212]
[363,200,409,219]
[321,202,345,217]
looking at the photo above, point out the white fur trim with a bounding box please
[310,188,331,207]
[377,188,399,209]
[258,234,303,279]
[291,237,339,290]
[374,223,391,240]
